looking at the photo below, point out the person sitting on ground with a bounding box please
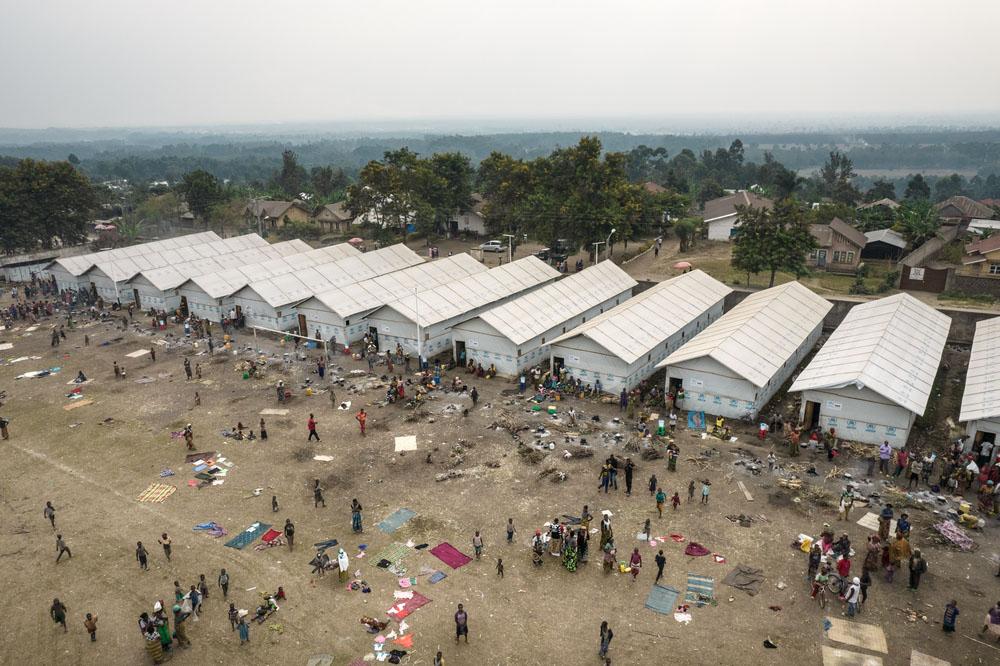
[74,370,87,383]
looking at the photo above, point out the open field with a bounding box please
[0,302,998,665]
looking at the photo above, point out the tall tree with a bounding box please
[865,179,896,202]
[0,159,96,252]
[310,165,348,199]
[894,200,940,249]
[933,173,966,202]
[820,151,861,205]
[904,174,931,201]
[178,170,222,221]
[274,150,307,198]
[730,199,816,287]
[696,179,725,207]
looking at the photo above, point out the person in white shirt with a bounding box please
[844,577,861,617]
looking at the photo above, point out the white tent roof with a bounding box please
[376,255,560,328]
[180,243,360,299]
[474,261,637,345]
[133,239,314,291]
[239,244,424,308]
[959,317,1000,422]
[306,253,488,319]
[85,234,269,282]
[789,293,951,414]
[657,281,832,387]
[49,231,221,276]
[549,269,732,365]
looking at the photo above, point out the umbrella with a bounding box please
[673,261,692,270]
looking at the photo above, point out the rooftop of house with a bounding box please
[701,191,774,223]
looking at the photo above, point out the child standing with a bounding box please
[671,492,681,510]
[648,474,658,496]
[472,531,484,559]
[687,479,695,502]
[496,558,504,578]
[506,518,516,544]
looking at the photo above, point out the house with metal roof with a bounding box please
[230,244,424,333]
[789,293,951,447]
[861,228,907,261]
[701,191,774,241]
[547,270,732,394]
[658,281,831,419]
[126,239,312,311]
[807,218,867,273]
[44,231,221,291]
[450,262,637,377]
[174,243,360,323]
[296,253,489,348]
[959,317,1000,465]
[364,256,560,360]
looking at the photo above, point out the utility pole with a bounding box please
[606,228,617,263]
[592,241,604,265]
[503,234,515,264]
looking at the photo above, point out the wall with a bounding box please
[799,386,915,447]
[965,418,1000,464]
[706,215,736,241]
[296,299,373,349]
[129,276,181,311]
[176,284,225,323]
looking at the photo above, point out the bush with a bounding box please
[877,270,899,293]
[277,220,323,240]
[849,276,871,295]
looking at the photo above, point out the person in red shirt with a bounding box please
[837,554,852,581]
[307,414,320,441]
[356,409,367,436]
[893,449,909,479]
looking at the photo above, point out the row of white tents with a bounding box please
[39,233,996,453]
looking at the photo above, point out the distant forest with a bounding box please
[3,128,1000,193]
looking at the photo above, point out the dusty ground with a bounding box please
[0,304,998,666]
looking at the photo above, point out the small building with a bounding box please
[958,317,1000,465]
[658,281,832,418]
[547,270,732,395]
[449,194,487,236]
[175,243,360,323]
[296,253,489,347]
[450,262,637,376]
[701,191,774,241]
[807,218,867,272]
[230,244,424,333]
[959,235,1000,278]
[244,199,313,231]
[314,201,354,233]
[935,196,995,226]
[857,198,900,213]
[789,293,951,447]
[861,228,906,261]
[364,256,560,359]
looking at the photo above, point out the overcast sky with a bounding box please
[3,0,999,129]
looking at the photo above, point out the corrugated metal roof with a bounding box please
[377,255,560,328]
[789,293,951,414]
[88,234,268,283]
[959,317,1000,422]
[49,231,221,276]
[474,261,638,345]
[181,243,360,298]
[549,270,733,364]
[239,244,424,308]
[308,253,488,318]
[657,281,832,387]
[864,228,907,249]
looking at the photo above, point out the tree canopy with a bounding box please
[731,199,817,287]
[0,159,96,253]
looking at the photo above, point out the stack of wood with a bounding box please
[777,478,803,490]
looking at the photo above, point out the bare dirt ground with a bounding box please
[0,303,998,666]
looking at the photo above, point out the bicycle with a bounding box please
[827,572,845,596]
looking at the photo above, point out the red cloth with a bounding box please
[684,542,711,556]
[261,529,282,543]
[836,557,851,578]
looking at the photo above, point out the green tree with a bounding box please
[672,217,701,253]
[623,145,669,183]
[904,174,931,201]
[274,150,307,198]
[310,165,348,199]
[894,200,940,249]
[730,198,816,287]
[820,151,861,205]
[67,153,80,165]
[933,173,966,202]
[865,179,896,202]
[208,199,246,236]
[178,169,222,221]
[696,179,725,207]
[0,159,96,252]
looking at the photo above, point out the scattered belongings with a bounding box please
[645,584,680,615]
[777,478,802,490]
[684,542,711,557]
[16,367,60,379]
[908,650,951,666]
[377,508,416,534]
[370,543,410,574]
[722,565,766,596]
[387,591,431,620]
[224,522,272,550]
[428,571,447,584]
[192,522,227,538]
[136,483,176,503]
[931,521,975,551]
[684,573,715,606]
[856,512,897,535]
[254,529,286,550]
[429,542,472,569]
[737,480,754,501]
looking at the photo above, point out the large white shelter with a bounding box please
[80,234,271,304]
[790,293,951,447]
[296,253,489,347]
[126,239,312,311]
[364,255,560,359]
[958,317,1000,464]
[45,231,221,291]
[450,262,637,376]
[175,243,360,323]
[547,270,732,394]
[230,244,424,332]
[658,281,832,419]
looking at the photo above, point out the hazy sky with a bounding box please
[3,0,999,129]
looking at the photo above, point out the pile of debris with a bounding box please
[539,467,569,483]
[517,441,548,465]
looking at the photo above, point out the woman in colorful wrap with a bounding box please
[563,534,578,572]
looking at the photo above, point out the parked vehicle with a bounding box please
[479,240,505,253]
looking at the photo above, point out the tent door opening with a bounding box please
[133,289,141,309]
[179,296,189,318]
[455,340,466,365]
[804,400,820,429]
[553,356,565,371]
[368,326,380,351]
[297,314,308,337]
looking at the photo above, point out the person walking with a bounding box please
[149,346,156,362]
[688,479,695,502]
[629,548,642,582]
[218,569,230,598]
[276,380,285,402]
[313,479,325,508]
[113,361,121,379]
[0,415,9,440]
[908,549,928,590]
[472,530,484,559]
[701,480,711,504]
[655,550,666,583]
[228,603,239,631]
[172,605,191,647]
[470,386,478,407]
[50,598,68,633]
[83,612,98,641]
[183,358,192,380]
[136,541,149,570]
[238,615,250,645]
[351,498,363,533]
[44,501,56,529]
[506,518,516,544]
[307,413,320,441]
[655,488,666,518]
[55,534,72,563]
[879,441,892,475]
[188,585,201,620]
[671,491,681,511]
[598,463,611,493]
[271,495,279,513]
[624,458,634,496]
[259,418,268,441]
[943,600,959,634]
[356,408,367,436]
[454,603,469,644]
[648,474,657,497]
[496,558,504,578]
[860,569,871,609]
[158,533,172,561]
[284,518,295,549]
[599,621,614,658]
[198,574,209,602]
[839,490,854,521]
